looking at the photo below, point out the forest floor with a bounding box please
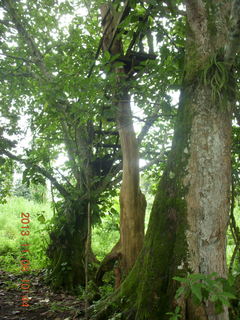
[0,270,85,319]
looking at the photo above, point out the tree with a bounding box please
[0,0,166,290]
[93,0,240,319]
[0,0,122,290]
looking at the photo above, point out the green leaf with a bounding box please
[173,276,188,284]
[191,283,202,302]
[175,286,186,299]
[104,51,111,61]
[129,0,137,9]
[188,273,206,281]
[215,301,224,314]
[110,53,121,62]
[113,61,125,68]
[221,292,236,300]
[37,214,46,224]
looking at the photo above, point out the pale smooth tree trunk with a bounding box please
[117,90,146,274]
[183,86,231,320]
[100,3,146,278]
[184,1,233,316]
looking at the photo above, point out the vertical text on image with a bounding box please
[20,212,31,307]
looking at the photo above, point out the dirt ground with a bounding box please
[0,270,86,319]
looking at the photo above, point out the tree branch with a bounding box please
[0,149,70,198]
[0,52,34,63]
[99,156,164,191]
[60,115,81,182]
[87,5,115,78]
[0,71,35,78]
[137,104,162,145]
[126,3,155,56]
[2,0,50,79]
[0,19,13,27]
[54,167,74,190]
[106,0,131,54]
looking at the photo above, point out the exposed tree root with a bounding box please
[95,241,121,286]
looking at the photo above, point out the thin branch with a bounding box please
[100,156,164,191]
[0,19,13,27]
[54,167,74,189]
[60,118,81,182]
[137,104,162,144]
[0,52,33,63]
[87,2,116,78]
[132,115,146,122]
[87,0,152,77]
[0,148,70,198]
[126,3,155,55]
[0,71,35,78]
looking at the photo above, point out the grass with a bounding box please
[92,213,119,261]
[0,196,239,276]
[0,197,53,272]
[0,196,120,272]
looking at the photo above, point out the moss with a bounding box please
[206,1,218,39]
[46,199,88,292]
[132,86,195,319]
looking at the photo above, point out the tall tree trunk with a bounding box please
[117,89,146,275]
[100,3,146,278]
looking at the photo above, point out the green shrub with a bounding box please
[166,273,236,319]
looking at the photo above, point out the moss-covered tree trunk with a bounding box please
[47,199,89,291]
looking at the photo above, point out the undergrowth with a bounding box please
[0,196,120,273]
[0,197,53,272]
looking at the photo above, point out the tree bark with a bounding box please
[117,90,146,275]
